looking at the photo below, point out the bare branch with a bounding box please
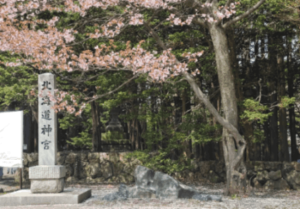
[144,23,167,50]
[183,71,246,169]
[223,0,266,30]
[86,73,140,103]
[193,17,207,28]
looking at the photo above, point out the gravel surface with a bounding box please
[1,183,300,209]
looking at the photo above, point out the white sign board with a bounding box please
[0,111,23,167]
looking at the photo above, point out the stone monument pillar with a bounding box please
[29,73,66,193]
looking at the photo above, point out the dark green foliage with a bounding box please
[0,52,38,114]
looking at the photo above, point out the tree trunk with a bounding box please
[191,93,201,160]
[185,23,247,195]
[287,37,299,161]
[91,101,101,152]
[138,82,147,151]
[261,37,271,161]
[181,89,192,159]
[23,110,33,153]
[268,34,279,161]
[151,87,157,151]
[30,105,38,153]
[146,0,266,196]
[277,52,289,161]
[252,38,262,161]
[210,24,246,194]
[262,89,271,161]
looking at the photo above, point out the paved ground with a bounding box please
[1,168,300,209]
[1,182,300,209]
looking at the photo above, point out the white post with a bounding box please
[38,73,57,165]
[29,73,65,193]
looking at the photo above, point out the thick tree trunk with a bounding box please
[268,34,279,161]
[183,23,247,195]
[91,101,101,152]
[287,41,299,161]
[260,37,271,161]
[209,24,246,194]
[277,53,289,161]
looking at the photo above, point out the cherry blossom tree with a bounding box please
[0,0,266,195]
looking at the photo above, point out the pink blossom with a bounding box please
[216,12,225,20]
[129,14,144,25]
[174,18,182,25]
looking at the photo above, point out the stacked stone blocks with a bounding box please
[18,151,300,191]
[29,165,66,193]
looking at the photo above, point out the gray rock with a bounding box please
[100,161,113,179]
[252,177,263,189]
[264,162,282,171]
[86,164,100,178]
[256,170,269,183]
[65,164,74,177]
[254,161,264,172]
[66,176,78,184]
[264,178,289,190]
[88,153,100,164]
[102,166,222,202]
[102,184,128,201]
[284,170,300,190]
[57,153,67,165]
[65,153,77,164]
[268,170,282,181]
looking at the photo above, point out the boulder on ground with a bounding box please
[102,165,222,202]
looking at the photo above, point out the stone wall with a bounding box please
[17,151,300,190]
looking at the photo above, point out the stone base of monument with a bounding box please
[29,165,66,193]
[0,188,91,206]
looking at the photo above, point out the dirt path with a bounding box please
[1,180,300,209]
